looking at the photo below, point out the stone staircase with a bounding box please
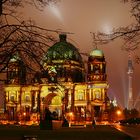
[69,121,92,128]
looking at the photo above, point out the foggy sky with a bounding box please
[16,0,140,109]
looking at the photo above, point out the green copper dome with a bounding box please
[89,49,104,57]
[41,34,85,83]
[45,34,83,63]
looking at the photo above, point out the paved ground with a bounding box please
[0,125,133,140]
[114,124,140,140]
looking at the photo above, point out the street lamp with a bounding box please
[68,112,73,127]
[23,112,26,116]
[116,110,121,116]
[23,112,26,124]
[116,110,122,121]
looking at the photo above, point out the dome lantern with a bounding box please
[59,34,67,42]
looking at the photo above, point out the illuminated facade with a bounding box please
[4,34,109,122]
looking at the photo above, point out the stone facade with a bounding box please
[4,34,109,122]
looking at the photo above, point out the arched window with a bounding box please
[25,95,30,102]
[10,95,15,102]
[94,90,100,99]
[78,93,84,100]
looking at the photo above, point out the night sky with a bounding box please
[7,0,140,109]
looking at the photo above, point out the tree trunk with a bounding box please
[0,0,2,16]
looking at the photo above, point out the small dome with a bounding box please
[89,49,104,57]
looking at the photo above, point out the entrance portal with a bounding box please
[94,106,100,117]
[43,93,63,119]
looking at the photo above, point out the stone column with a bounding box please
[71,85,75,112]
[64,89,68,112]
[37,91,40,113]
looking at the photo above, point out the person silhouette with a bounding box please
[40,107,53,130]
[92,119,96,128]
[44,108,53,129]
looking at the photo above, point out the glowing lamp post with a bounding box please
[23,112,26,116]
[116,110,122,121]
[23,112,26,124]
[116,110,121,115]
[69,112,73,127]
[69,112,73,117]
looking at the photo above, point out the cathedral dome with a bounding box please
[41,34,85,83]
[89,49,104,58]
[44,34,83,63]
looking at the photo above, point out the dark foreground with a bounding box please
[0,125,133,140]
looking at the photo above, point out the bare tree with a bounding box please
[92,0,140,63]
[0,20,58,71]
[0,0,58,16]
[0,0,60,82]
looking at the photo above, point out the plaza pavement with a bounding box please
[0,124,133,140]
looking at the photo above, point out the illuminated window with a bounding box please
[69,51,73,58]
[95,90,100,99]
[53,51,56,58]
[25,95,30,102]
[91,64,93,71]
[10,95,15,102]
[64,52,68,58]
[78,93,84,100]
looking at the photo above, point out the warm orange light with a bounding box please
[116,110,121,115]
[23,112,26,116]
[69,112,74,121]
[69,112,73,116]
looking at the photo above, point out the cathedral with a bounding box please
[4,34,109,122]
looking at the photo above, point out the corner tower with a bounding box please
[87,48,109,120]
[7,53,26,84]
